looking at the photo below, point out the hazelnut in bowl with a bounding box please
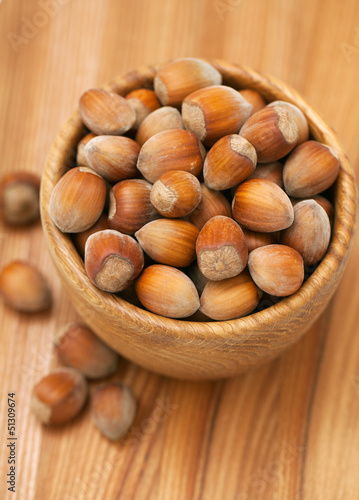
[41,58,357,380]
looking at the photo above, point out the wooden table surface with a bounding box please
[1,1,359,499]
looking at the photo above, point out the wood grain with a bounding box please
[1,0,359,498]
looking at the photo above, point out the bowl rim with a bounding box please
[40,58,358,342]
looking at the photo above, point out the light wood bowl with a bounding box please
[41,60,357,380]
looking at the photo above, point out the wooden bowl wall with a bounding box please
[40,60,357,380]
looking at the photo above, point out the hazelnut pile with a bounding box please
[49,58,339,321]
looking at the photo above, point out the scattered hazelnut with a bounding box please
[0,261,51,312]
[91,382,136,441]
[54,323,119,379]
[0,172,40,225]
[31,368,88,425]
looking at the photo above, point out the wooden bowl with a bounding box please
[41,59,357,380]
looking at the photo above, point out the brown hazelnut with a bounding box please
[54,323,119,379]
[79,88,135,135]
[84,230,144,293]
[91,382,136,440]
[232,179,294,232]
[135,264,200,318]
[150,170,202,218]
[196,215,248,281]
[135,219,199,268]
[248,244,304,296]
[31,368,88,425]
[154,58,222,107]
[0,261,51,312]
[0,172,40,225]
[108,179,157,234]
[49,167,107,233]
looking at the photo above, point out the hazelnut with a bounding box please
[0,172,40,225]
[0,261,51,312]
[239,89,266,114]
[203,134,257,190]
[196,215,248,281]
[125,88,161,129]
[154,58,222,107]
[135,106,184,147]
[108,179,157,234]
[135,219,199,268]
[77,133,96,167]
[247,161,284,188]
[79,88,136,135]
[72,213,109,258]
[199,270,262,320]
[135,264,200,318]
[232,179,294,232]
[31,368,88,425]
[248,244,304,296]
[292,195,334,224]
[268,100,309,145]
[240,105,300,162]
[182,85,252,147]
[54,323,119,379]
[84,135,140,183]
[137,129,206,183]
[241,227,278,253]
[188,183,232,230]
[280,200,331,266]
[283,140,340,197]
[150,170,202,218]
[91,382,136,441]
[49,166,107,233]
[85,230,144,293]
